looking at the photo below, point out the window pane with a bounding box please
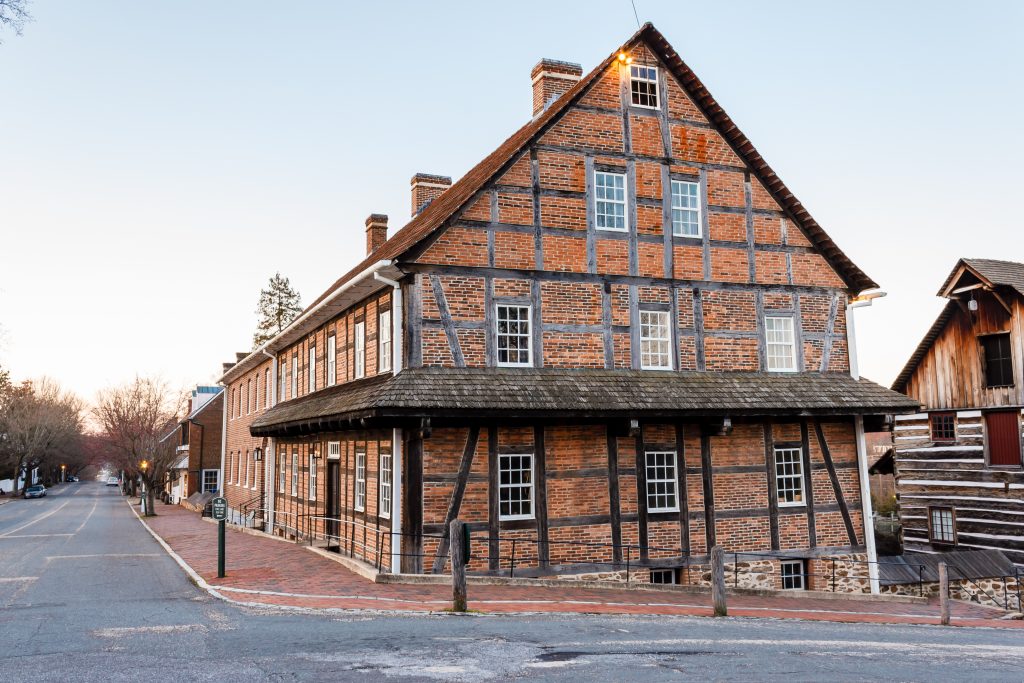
[496,305,532,366]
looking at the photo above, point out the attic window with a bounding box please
[981,333,1013,388]
[629,65,658,108]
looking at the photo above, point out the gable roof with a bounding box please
[893,258,1024,392]
[303,22,875,314]
[938,258,1024,298]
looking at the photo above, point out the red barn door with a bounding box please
[986,411,1022,466]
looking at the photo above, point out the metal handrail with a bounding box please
[946,564,1022,612]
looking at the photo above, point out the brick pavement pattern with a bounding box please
[142,503,1022,628]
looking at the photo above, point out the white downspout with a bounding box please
[846,291,885,594]
[262,349,278,532]
[391,428,403,573]
[374,272,404,374]
[219,385,228,496]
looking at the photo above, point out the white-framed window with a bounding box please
[308,345,316,393]
[379,310,392,373]
[265,368,271,408]
[498,453,534,520]
[201,469,219,494]
[671,179,700,237]
[355,449,366,511]
[496,304,532,367]
[929,506,956,544]
[629,64,658,108]
[278,449,286,493]
[279,359,286,402]
[248,378,254,414]
[291,452,298,497]
[227,452,234,484]
[354,322,366,379]
[645,450,679,512]
[639,310,672,370]
[595,171,627,231]
[774,447,805,506]
[780,559,806,590]
[650,568,677,585]
[308,453,317,501]
[380,450,392,519]
[328,441,340,460]
[327,335,337,387]
[291,355,298,398]
[766,316,797,372]
[244,450,251,488]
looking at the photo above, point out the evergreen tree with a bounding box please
[252,273,303,348]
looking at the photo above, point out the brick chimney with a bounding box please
[410,173,452,216]
[531,58,582,116]
[222,362,235,375]
[235,352,248,362]
[365,214,388,254]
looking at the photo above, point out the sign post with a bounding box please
[211,496,228,578]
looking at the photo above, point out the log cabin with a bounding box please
[891,258,1024,566]
[218,23,918,589]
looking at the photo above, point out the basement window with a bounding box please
[929,412,956,442]
[780,560,806,590]
[981,333,1014,388]
[650,569,677,585]
[629,64,659,108]
[929,506,956,545]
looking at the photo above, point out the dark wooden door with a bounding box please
[986,411,1022,466]
[326,461,340,542]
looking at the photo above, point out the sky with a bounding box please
[1,0,1022,404]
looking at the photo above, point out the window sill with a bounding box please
[499,515,535,522]
[649,507,680,514]
[778,501,806,508]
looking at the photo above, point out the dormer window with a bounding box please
[629,65,658,108]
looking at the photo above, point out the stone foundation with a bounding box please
[883,575,1022,611]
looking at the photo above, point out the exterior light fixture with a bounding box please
[618,52,632,64]
[140,460,149,471]
[253,447,263,461]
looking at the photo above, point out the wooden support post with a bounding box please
[939,562,950,626]
[711,545,727,617]
[450,519,467,613]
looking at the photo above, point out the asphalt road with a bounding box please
[0,481,1021,682]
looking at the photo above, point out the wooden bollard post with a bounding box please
[711,545,727,617]
[939,561,950,626]
[450,519,467,613]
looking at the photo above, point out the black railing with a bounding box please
[946,565,1022,612]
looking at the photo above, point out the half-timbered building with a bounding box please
[220,23,917,588]
[891,258,1024,565]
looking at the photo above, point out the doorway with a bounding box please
[326,460,340,549]
[986,411,1022,466]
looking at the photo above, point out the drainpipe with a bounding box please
[846,290,886,594]
[391,427,403,573]
[219,387,227,497]
[262,348,278,531]
[374,273,404,374]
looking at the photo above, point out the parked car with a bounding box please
[106,476,119,487]
[67,475,79,482]
[23,485,47,499]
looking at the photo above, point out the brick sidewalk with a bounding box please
[139,502,1021,627]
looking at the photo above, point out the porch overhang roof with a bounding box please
[249,368,921,437]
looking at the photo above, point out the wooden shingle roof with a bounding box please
[250,368,920,436]
[300,22,875,317]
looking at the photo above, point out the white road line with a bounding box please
[0,577,38,583]
[74,497,99,533]
[92,624,207,638]
[46,553,162,561]
[0,500,71,537]
[0,533,74,539]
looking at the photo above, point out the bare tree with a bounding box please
[0,0,31,44]
[0,377,83,494]
[93,377,183,515]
